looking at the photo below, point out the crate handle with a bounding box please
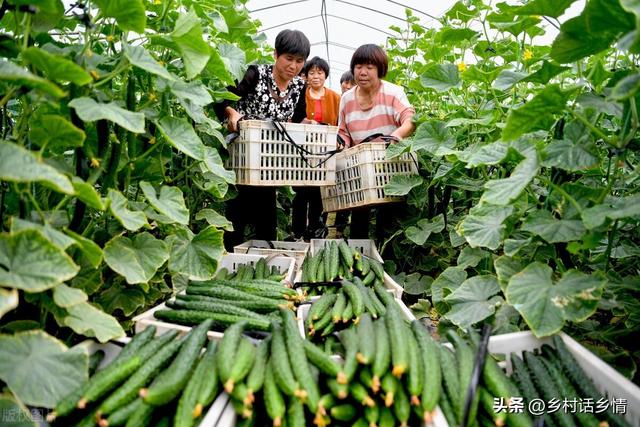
[270,119,341,169]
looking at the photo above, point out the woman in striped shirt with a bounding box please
[338,44,416,239]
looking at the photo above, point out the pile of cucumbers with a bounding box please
[299,240,386,296]
[303,279,396,338]
[51,322,219,427]
[154,276,305,333]
[216,258,288,282]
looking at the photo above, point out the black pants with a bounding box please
[224,186,277,251]
[292,186,324,239]
[349,205,394,244]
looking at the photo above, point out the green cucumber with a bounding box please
[224,337,256,393]
[393,382,411,427]
[331,290,347,323]
[271,324,301,397]
[124,400,154,427]
[246,337,269,395]
[303,340,341,378]
[264,360,286,427]
[355,312,375,364]
[167,298,269,321]
[338,240,354,271]
[372,318,390,393]
[330,404,357,421]
[411,321,441,418]
[154,309,271,332]
[385,304,409,377]
[104,398,144,427]
[406,325,424,407]
[342,280,365,320]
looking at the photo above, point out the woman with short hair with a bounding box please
[338,44,415,240]
[339,70,356,93]
[215,29,311,250]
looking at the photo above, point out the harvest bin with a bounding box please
[233,239,309,275]
[226,119,338,186]
[133,253,296,340]
[310,238,404,298]
[321,142,417,212]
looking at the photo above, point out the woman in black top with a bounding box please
[215,29,310,250]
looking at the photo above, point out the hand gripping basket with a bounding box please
[320,142,418,212]
[226,120,338,186]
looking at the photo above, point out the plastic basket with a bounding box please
[309,239,403,298]
[226,120,338,186]
[487,331,640,426]
[233,239,309,274]
[133,253,296,339]
[320,142,418,211]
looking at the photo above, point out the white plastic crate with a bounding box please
[310,238,403,298]
[233,239,309,275]
[321,142,418,211]
[226,120,338,186]
[134,253,296,339]
[488,331,640,427]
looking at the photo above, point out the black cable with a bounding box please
[461,324,492,427]
[249,0,311,13]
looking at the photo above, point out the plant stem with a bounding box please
[570,110,615,146]
[603,220,619,272]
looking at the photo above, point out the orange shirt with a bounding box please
[305,86,340,126]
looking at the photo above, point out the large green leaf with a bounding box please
[95,282,145,316]
[29,114,85,155]
[195,208,233,231]
[69,97,145,134]
[492,70,526,91]
[52,283,87,308]
[481,155,538,205]
[543,140,600,171]
[420,63,461,92]
[502,85,571,140]
[0,330,88,408]
[10,218,75,250]
[107,189,148,232]
[384,174,423,196]
[165,79,213,107]
[93,0,146,33]
[610,72,640,100]
[157,116,206,160]
[0,392,36,427]
[0,230,79,292]
[64,229,103,269]
[170,9,211,79]
[522,61,571,84]
[123,44,175,81]
[522,210,586,243]
[202,147,235,183]
[0,141,74,194]
[457,246,490,269]
[576,92,623,117]
[63,302,125,343]
[0,60,64,98]
[405,214,445,246]
[217,43,247,82]
[515,0,577,18]
[444,275,502,329]
[104,233,169,284]
[435,28,479,44]
[581,194,640,229]
[140,181,189,225]
[494,256,525,288]
[506,263,604,337]
[431,266,467,314]
[72,177,106,211]
[457,205,514,250]
[22,47,92,85]
[457,141,509,167]
[412,121,456,155]
[0,288,18,320]
[167,226,224,281]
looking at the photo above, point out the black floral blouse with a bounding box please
[214,64,307,123]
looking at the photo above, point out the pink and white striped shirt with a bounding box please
[338,80,415,147]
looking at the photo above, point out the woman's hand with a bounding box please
[226,107,243,132]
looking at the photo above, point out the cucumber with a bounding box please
[478,387,507,427]
[142,320,212,406]
[338,240,354,271]
[361,255,371,276]
[367,287,386,316]
[379,406,395,427]
[271,324,301,397]
[341,300,354,324]
[307,293,338,322]
[310,308,333,337]
[510,353,542,417]
[216,320,247,384]
[153,309,271,332]
[411,321,441,417]
[281,308,320,412]
[224,337,256,393]
[355,313,375,364]
[385,304,409,377]
[350,382,375,407]
[287,396,306,427]
[338,327,358,384]
[447,330,474,421]
[329,241,340,281]
[440,346,461,423]
[342,280,365,320]
[214,267,229,280]
[381,372,398,407]
[246,337,269,396]
[354,279,378,318]
[374,281,395,307]
[264,360,286,427]
[362,269,376,286]
[327,378,348,399]
[330,404,357,421]
[365,403,380,426]
[186,285,290,309]
[98,335,183,416]
[255,257,267,280]
[308,250,323,283]
[393,382,411,427]
[303,340,341,378]
[406,325,424,407]
[323,242,334,281]
[104,398,144,427]
[331,290,347,323]
[82,356,142,408]
[369,258,385,281]
[358,367,374,391]
[167,298,269,321]
[372,319,390,393]
[174,339,218,427]
[176,294,281,314]
[353,249,363,273]
[124,400,154,427]
[113,326,157,364]
[316,253,326,282]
